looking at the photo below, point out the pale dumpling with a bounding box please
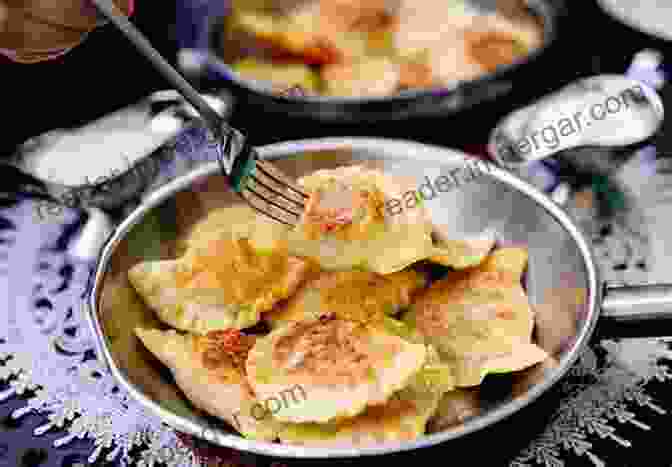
[246,314,428,423]
[278,346,454,446]
[134,327,281,441]
[289,165,432,274]
[404,247,548,386]
[128,237,312,334]
[288,165,495,273]
[265,269,427,329]
[178,204,288,255]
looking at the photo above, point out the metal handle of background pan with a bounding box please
[602,284,672,321]
[90,0,238,156]
[69,0,250,262]
[488,74,664,167]
[50,91,230,262]
[592,283,672,338]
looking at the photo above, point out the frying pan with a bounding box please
[179,0,561,122]
[86,134,672,459]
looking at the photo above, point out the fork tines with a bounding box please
[239,155,309,227]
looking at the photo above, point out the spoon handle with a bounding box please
[90,0,227,141]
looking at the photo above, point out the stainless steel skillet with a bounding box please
[86,136,672,459]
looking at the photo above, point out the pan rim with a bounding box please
[86,136,601,458]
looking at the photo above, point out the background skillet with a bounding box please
[178,0,574,142]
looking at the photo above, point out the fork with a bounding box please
[90,0,308,226]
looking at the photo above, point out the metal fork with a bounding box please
[90,0,308,226]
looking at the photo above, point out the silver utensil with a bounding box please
[91,0,309,226]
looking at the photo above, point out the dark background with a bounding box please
[3,0,670,158]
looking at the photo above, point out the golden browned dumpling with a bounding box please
[246,314,428,424]
[404,247,547,386]
[278,346,453,446]
[265,269,427,329]
[285,165,432,274]
[128,237,312,334]
[228,0,393,68]
[178,204,288,255]
[134,328,281,440]
[322,57,402,97]
[289,165,493,274]
[232,58,322,93]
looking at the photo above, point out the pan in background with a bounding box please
[178,0,562,122]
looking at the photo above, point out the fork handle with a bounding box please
[89,0,228,141]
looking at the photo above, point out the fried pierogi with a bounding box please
[128,237,311,334]
[246,314,427,423]
[178,204,288,255]
[134,327,281,441]
[404,247,547,386]
[289,165,495,273]
[278,346,454,446]
[229,0,393,68]
[288,165,433,274]
[265,269,427,328]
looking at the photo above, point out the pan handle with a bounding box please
[602,283,672,321]
[488,74,664,168]
[596,283,672,338]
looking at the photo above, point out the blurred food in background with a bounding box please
[220,0,543,97]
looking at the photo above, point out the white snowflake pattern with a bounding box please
[0,200,204,467]
[510,340,672,467]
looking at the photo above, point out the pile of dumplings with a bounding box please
[225,0,542,97]
[130,165,549,446]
